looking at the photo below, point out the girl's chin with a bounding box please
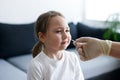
[60,45,68,50]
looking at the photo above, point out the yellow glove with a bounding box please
[73,37,112,61]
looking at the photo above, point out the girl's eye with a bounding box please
[56,30,62,33]
[66,29,70,32]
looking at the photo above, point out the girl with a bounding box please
[27,11,84,80]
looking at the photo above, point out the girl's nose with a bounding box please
[62,32,68,39]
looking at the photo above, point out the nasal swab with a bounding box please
[71,39,75,42]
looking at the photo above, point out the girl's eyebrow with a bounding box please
[67,27,70,29]
[56,26,70,29]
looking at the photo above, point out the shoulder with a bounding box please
[28,58,42,71]
[27,55,44,80]
[28,52,45,70]
[64,50,77,57]
[63,50,79,61]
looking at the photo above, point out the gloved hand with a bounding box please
[73,37,112,61]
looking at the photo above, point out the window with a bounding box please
[85,0,120,21]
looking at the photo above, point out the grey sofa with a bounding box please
[0,22,120,80]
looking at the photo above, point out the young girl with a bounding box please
[27,11,84,80]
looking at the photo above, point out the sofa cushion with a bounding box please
[80,55,120,79]
[0,22,36,58]
[7,54,33,73]
[68,22,78,48]
[76,22,105,39]
[0,59,27,80]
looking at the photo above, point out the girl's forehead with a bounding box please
[50,16,67,24]
[48,24,69,31]
[49,16,68,27]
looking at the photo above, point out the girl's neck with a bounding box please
[43,49,63,60]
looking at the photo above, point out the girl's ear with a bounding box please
[38,32,45,43]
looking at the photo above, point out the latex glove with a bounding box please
[73,37,112,61]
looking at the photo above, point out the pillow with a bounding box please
[67,22,78,48]
[0,22,36,58]
[76,22,105,39]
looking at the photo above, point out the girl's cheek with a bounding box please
[69,34,72,40]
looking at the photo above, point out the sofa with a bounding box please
[0,22,120,80]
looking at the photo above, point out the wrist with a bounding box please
[98,40,112,56]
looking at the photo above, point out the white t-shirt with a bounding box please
[27,50,84,80]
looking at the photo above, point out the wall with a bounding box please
[0,0,83,24]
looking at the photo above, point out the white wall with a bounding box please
[85,0,120,21]
[0,0,83,24]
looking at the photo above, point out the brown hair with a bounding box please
[32,11,64,58]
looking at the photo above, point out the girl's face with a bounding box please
[41,16,71,53]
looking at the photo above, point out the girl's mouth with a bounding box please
[61,42,66,44]
[61,41,68,45]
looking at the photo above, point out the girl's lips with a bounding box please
[61,42,66,44]
[61,41,68,44]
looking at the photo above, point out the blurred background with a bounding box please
[0,0,120,26]
[0,0,120,80]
